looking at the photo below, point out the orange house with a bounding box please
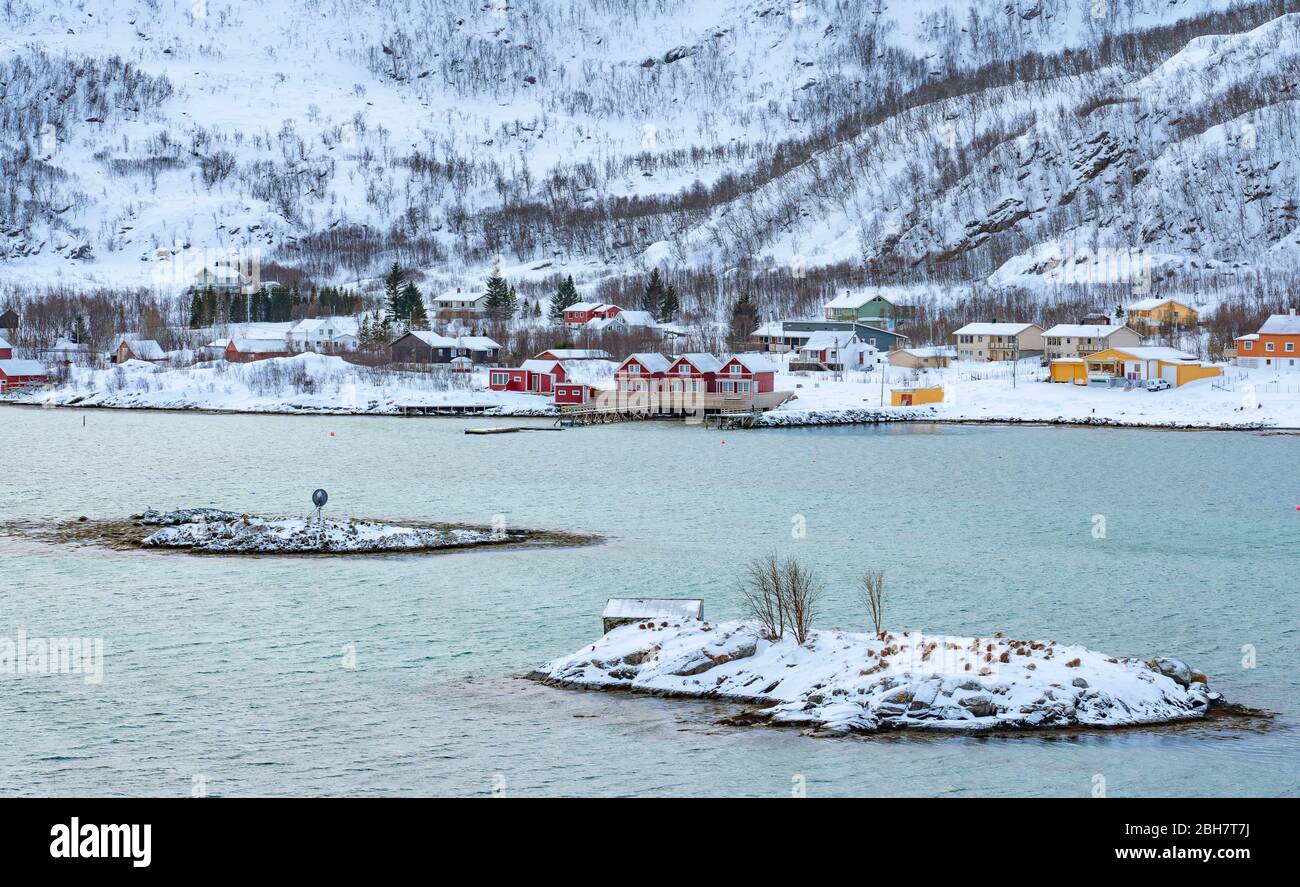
[1235,310,1300,370]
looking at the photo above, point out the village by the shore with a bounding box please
[3,267,1299,431]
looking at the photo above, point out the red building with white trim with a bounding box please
[0,358,48,393]
[563,303,622,327]
[554,383,599,405]
[663,353,723,394]
[488,358,568,395]
[716,354,777,394]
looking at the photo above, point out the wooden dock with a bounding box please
[703,409,764,430]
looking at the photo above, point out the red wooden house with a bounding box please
[664,353,723,394]
[225,338,291,363]
[554,382,599,405]
[613,353,671,393]
[717,354,777,394]
[488,358,568,395]
[563,302,622,327]
[0,358,48,393]
[0,336,12,360]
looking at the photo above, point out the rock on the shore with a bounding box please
[536,621,1222,733]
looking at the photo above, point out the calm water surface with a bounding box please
[0,406,1296,796]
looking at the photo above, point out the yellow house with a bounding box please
[891,386,944,406]
[1049,346,1220,387]
[1126,298,1199,326]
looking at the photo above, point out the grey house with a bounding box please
[390,330,458,364]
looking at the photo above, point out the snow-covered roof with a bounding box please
[401,330,458,347]
[449,356,473,365]
[456,335,500,350]
[539,348,611,360]
[1128,297,1181,310]
[614,309,656,327]
[1259,313,1300,335]
[620,352,671,373]
[119,339,166,360]
[899,346,956,358]
[566,301,606,312]
[726,353,778,374]
[0,359,46,376]
[802,331,862,351]
[824,291,875,309]
[1098,346,1196,361]
[230,338,290,352]
[520,359,563,374]
[1042,324,1129,338]
[673,352,724,373]
[0,336,12,350]
[291,317,360,337]
[952,323,1039,336]
[584,315,625,330]
[602,598,703,622]
[752,322,783,338]
[1235,333,1260,341]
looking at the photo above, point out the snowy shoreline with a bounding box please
[4,400,1289,433]
[533,620,1233,735]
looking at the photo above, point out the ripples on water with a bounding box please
[0,409,1296,796]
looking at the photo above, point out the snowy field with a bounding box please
[536,620,1221,734]
[767,359,1300,430]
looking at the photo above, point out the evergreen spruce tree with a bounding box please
[230,293,247,324]
[359,314,371,349]
[399,280,424,326]
[202,288,218,328]
[506,285,520,317]
[189,291,205,328]
[657,283,680,323]
[549,275,580,324]
[72,315,88,344]
[483,268,512,320]
[642,268,665,312]
[407,287,430,330]
[383,262,406,321]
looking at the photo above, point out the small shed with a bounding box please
[602,598,704,633]
[891,386,944,407]
[449,356,474,373]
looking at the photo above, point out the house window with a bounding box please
[730,365,741,374]
[490,372,508,385]
[1288,343,1295,353]
[737,381,751,393]
[1266,342,1275,352]
[1244,341,1253,350]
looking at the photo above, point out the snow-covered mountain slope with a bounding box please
[0,0,1291,305]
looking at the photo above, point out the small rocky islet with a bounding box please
[5,507,598,556]
[534,620,1242,735]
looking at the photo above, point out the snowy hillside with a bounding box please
[1,0,1295,315]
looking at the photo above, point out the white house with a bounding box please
[1041,324,1141,360]
[432,289,489,314]
[952,323,1045,361]
[797,331,878,370]
[288,317,360,352]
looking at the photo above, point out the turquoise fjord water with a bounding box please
[0,406,1296,797]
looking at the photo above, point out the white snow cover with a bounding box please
[1260,313,1300,335]
[135,508,507,554]
[952,323,1039,336]
[538,620,1220,733]
[1042,324,1130,338]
